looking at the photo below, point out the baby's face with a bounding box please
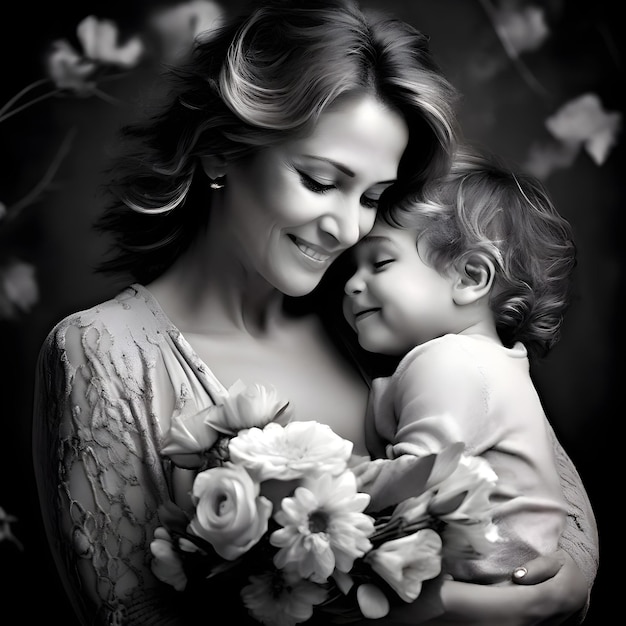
[342,221,458,355]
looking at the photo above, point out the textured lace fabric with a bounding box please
[548,422,599,619]
[32,284,599,625]
[33,285,229,625]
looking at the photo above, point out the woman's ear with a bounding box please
[452,254,495,306]
[200,155,227,180]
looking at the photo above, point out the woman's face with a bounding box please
[218,94,409,297]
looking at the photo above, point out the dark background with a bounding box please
[1,1,620,623]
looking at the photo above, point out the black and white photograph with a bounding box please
[1,1,619,624]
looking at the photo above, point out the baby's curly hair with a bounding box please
[387,146,577,359]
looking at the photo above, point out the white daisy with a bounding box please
[271,471,373,583]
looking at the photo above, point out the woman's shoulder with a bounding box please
[42,283,167,354]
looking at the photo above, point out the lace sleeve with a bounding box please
[550,424,599,620]
[33,319,186,625]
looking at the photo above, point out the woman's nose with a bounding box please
[320,199,375,248]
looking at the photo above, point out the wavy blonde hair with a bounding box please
[96,0,460,283]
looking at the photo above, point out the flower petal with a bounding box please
[356,584,390,619]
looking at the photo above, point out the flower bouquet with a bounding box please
[151,381,501,625]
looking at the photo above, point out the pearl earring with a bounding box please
[210,177,225,190]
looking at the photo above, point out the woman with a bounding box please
[32,1,597,625]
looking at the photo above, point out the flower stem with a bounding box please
[476,0,550,99]
[370,516,435,545]
[0,78,52,117]
[4,127,77,221]
[91,87,124,107]
[0,88,63,124]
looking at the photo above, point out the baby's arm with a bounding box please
[369,341,568,581]
[385,344,470,458]
[356,345,473,509]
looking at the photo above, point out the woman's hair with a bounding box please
[387,146,577,358]
[95,0,459,283]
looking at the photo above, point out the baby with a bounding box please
[343,147,575,584]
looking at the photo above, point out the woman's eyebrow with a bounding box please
[302,155,395,184]
[302,155,354,177]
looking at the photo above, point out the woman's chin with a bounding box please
[277,274,326,299]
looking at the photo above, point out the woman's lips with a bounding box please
[290,236,332,263]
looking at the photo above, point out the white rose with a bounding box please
[188,463,272,560]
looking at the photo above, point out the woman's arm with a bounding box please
[547,423,599,594]
[433,551,588,626]
[355,430,598,625]
[345,550,587,626]
[32,320,184,625]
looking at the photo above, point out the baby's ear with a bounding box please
[451,253,495,306]
[200,154,227,180]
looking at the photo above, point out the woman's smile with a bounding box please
[288,235,332,264]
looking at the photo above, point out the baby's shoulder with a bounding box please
[420,334,510,362]
[404,333,480,364]
[398,334,494,383]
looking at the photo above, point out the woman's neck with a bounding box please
[147,232,288,338]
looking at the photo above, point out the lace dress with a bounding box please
[32,284,599,625]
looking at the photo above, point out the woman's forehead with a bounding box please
[287,94,409,179]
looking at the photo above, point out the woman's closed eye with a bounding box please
[297,170,334,193]
[297,169,381,209]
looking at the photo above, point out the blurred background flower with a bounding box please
[0,506,23,551]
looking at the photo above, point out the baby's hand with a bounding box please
[351,454,439,513]
[350,457,390,492]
